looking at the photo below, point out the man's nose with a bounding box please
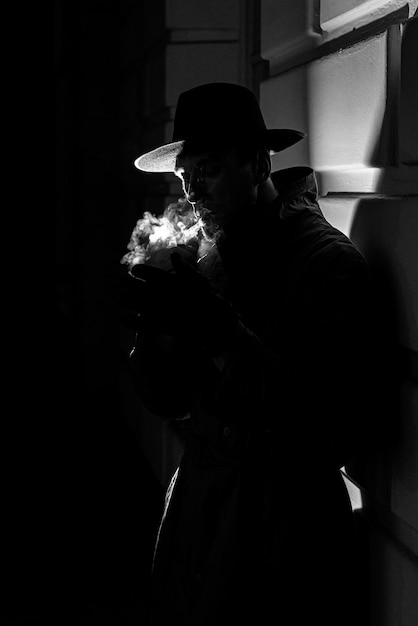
[185,168,206,203]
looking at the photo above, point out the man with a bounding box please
[121,83,375,625]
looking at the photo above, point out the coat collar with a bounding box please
[271,167,320,220]
[271,166,318,202]
[216,166,321,268]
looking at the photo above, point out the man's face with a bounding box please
[174,148,258,234]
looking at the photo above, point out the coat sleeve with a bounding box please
[128,329,219,419]
[129,240,380,468]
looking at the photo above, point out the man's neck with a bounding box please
[220,178,279,240]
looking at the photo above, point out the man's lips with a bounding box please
[195,198,223,215]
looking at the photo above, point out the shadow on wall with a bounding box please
[348,197,418,626]
[348,15,418,483]
[344,15,418,626]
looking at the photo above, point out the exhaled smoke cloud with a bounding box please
[120,197,221,269]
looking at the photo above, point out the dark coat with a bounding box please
[133,167,377,625]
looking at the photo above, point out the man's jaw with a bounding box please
[193,199,225,241]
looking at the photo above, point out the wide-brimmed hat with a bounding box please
[134,82,305,173]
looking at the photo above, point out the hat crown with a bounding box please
[133,82,305,172]
[172,83,267,146]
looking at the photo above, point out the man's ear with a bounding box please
[254,149,271,184]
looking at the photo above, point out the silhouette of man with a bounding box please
[121,83,376,625]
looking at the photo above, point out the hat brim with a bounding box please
[134,130,305,173]
[134,141,185,173]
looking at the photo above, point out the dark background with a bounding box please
[5,2,164,624]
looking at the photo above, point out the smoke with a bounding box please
[120,197,221,269]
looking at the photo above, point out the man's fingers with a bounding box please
[130,264,167,282]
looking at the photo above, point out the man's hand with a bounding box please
[119,249,239,356]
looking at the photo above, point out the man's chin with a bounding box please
[195,202,225,240]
